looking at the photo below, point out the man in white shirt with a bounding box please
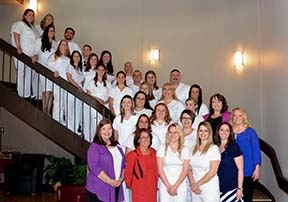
[170,69,190,104]
[128,70,142,95]
[63,27,82,54]
[124,61,134,86]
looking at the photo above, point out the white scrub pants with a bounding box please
[67,93,82,134]
[52,84,66,125]
[14,59,32,98]
[83,103,94,142]
[159,188,187,202]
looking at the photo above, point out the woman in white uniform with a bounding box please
[188,121,221,202]
[112,95,138,202]
[108,71,133,116]
[98,50,115,84]
[179,109,197,202]
[11,9,39,98]
[180,109,197,152]
[133,91,153,117]
[140,82,158,109]
[188,84,209,116]
[66,50,84,133]
[185,98,204,130]
[33,24,56,115]
[157,123,190,202]
[125,114,161,154]
[48,39,70,124]
[86,64,111,141]
[158,82,185,123]
[35,13,54,37]
[82,53,98,141]
[151,103,172,144]
[145,70,162,103]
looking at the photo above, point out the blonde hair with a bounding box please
[40,13,54,30]
[231,107,251,129]
[160,82,178,100]
[192,121,214,155]
[164,123,185,160]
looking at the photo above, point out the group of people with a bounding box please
[87,106,261,202]
[11,9,262,202]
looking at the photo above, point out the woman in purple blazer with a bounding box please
[86,119,125,202]
[204,93,231,143]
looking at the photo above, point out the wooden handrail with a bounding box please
[0,38,114,121]
[0,83,89,160]
[259,138,288,194]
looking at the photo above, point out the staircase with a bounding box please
[0,38,114,160]
[0,38,287,201]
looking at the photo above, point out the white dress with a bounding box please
[48,54,70,124]
[66,65,84,133]
[82,70,96,141]
[34,38,56,93]
[84,79,112,141]
[157,144,190,202]
[109,86,133,115]
[190,145,221,202]
[11,21,38,98]
[112,114,138,202]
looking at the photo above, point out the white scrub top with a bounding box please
[11,21,38,56]
[86,79,111,103]
[109,86,133,115]
[113,114,139,148]
[157,145,190,193]
[175,82,190,104]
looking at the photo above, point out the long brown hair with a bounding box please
[93,119,118,146]
[192,121,214,155]
[150,103,171,125]
[54,39,70,59]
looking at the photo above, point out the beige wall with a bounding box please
[0,0,287,200]
[0,107,73,161]
[259,0,288,200]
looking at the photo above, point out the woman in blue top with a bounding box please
[231,107,261,202]
[216,122,244,202]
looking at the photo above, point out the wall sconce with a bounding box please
[150,49,160,63]
[29,0,38,12]
[234,51,244,69]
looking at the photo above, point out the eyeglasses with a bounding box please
[136,97,145,101]
[140,136,150,139]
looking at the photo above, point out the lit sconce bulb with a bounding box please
[29,0,38,12]
[150,49,160,63]
[234,51,244,70]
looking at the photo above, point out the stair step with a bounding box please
[253,189,272,202]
